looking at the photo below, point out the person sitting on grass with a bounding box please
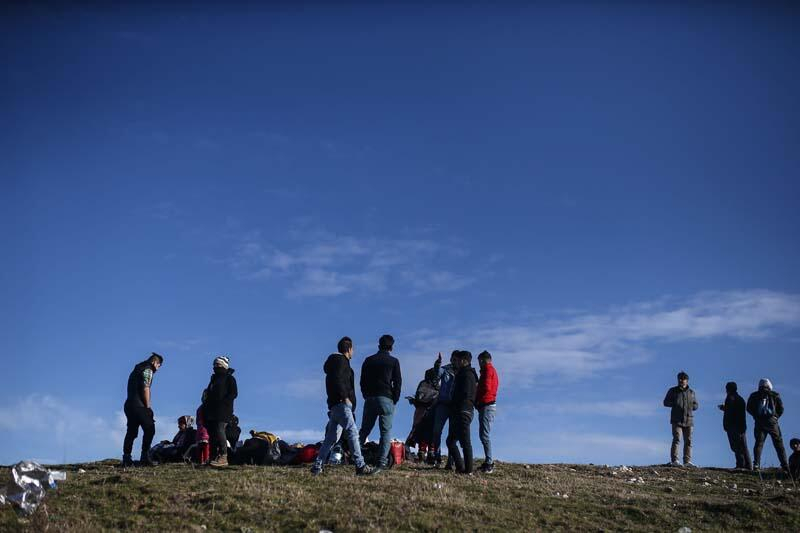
[150,415,197,463]
[790,438,800,481]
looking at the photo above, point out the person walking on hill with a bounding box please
[747,378,790,472]
[718,381,751,470]
[446,350,479,474]
[663,371,698,467]
[476,350,499,474]
[204,355,238,467]
[311,337,374,476]
[359,334,402,472]
[431,351,457,468]
[122,352,164,467]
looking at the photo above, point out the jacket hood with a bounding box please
[759,378,773,391]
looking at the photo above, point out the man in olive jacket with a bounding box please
[663,371,698,467]
[718,381,751,470]
[746,378,789,472]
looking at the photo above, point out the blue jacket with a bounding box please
[436,363,456,404]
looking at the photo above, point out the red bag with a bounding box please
[292,444,320,464]
[389,440,404,466]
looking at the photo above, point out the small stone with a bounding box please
[666,486,675,493]
[562,493,569,499]
[703,482,711,487]
[677,528,692,533]
[525,465,531,469]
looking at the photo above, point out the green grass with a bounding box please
[1,461,798,532]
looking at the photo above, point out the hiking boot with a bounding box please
[310,465,323,476]
[356,464,377,476]
[669,461,682,467]
[209,455,229,468]
[753,463,760,471]
[122,454,134,468]
[138,453,155,467]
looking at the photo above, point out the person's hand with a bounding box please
[718,404,724,411]
[345,399,352,407]
[436,352,442,364]
[147,407,154,418]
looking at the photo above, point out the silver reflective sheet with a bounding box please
[0,461,66,515]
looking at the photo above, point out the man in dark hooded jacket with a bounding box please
[718,381,751,470]
[311,337,374,476]
[122,352,164,467]
[446,350,479,474]
[663,371,698,467]
[747,378,789,471]
[204,355,238,467]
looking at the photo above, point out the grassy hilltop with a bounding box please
[1,461,798,532]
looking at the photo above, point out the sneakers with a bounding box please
[310,465,323,476]
[356,464,377,476]
[684,461,698,468]
[209,455,229,468]
[121,454,134,468]
[479,462,495,474]
[669,461,683,467]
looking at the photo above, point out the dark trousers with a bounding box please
[123,403,155,458]
[726,430,752,469]
[754,423,789,468]
[207,420,228,459]
[446,409,474,474]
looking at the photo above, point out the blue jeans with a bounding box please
[431,402,450,457]
[314,403,365,470]
[478,404,496,464]
[359,396,395,467]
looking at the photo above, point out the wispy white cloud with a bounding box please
[227,228,474,298]
[518,400,659,418]
[407,290,800,386]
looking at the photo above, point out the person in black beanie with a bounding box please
[718,381,752,470]
[446,350,479,474]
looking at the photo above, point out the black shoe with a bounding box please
[480,463,495,474]
[357,464,377,476]
[310,466,323,476]
[138,453,155,467]
[122,455,134,468]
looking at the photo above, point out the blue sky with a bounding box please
[2,2,799,467]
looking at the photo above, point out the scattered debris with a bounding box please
[0,461,67,515]
[627,477,645,485]
[703,482,711,487]
[433,483,444,490]
[77,469,86,474]
[619,465,633,473]
[666,486,675,493]
[525,465,531,470]
[678,527,692,533]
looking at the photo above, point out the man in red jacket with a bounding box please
[476,351,499,473]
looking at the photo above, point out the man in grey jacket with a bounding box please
[663,371,699,467]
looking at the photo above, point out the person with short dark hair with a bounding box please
[663,371,698,467]
[718,382,751,470]
[747,378,789,472]
[789,438,800,481]
[204,355,238,467]
[311,337,374,476]
[122,352,164,467]
[446,350,479,474]
[359,334,402,472]
[476,350,499,473]
[430,351,458,468]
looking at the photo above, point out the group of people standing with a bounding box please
[122,352,238,467]
[312,335,500,476]
[663,372,798,477]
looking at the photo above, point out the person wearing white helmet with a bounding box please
[203,355,238,467]
[746,378,789,472]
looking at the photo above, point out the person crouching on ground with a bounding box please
[663,371,698,467]
[718,381,751,470]
[789,438,800,481]
[311,336,374,476]
[446,350,478,475]
[122,352,164,467]
[204,355,238,467]
[476,350,499,474]
[747,378,789,473]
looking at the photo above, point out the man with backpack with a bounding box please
[204,355,238,468]
[717,381,752,470]
[663,371,699,467]
[746,378,790,472]
[476,351,499,473]
[446,350,479,474]
[359,334,402,473]
[122,352,164,467]
[311,337,374,476]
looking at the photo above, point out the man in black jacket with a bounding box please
[359,334,402,471]
[446,350,479,474]
[122,352,164,467]
[747,378,789,472]
[718,381,751,470]
[311,337,374,476]
[663,371,699,467]
[204,355,238,467]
